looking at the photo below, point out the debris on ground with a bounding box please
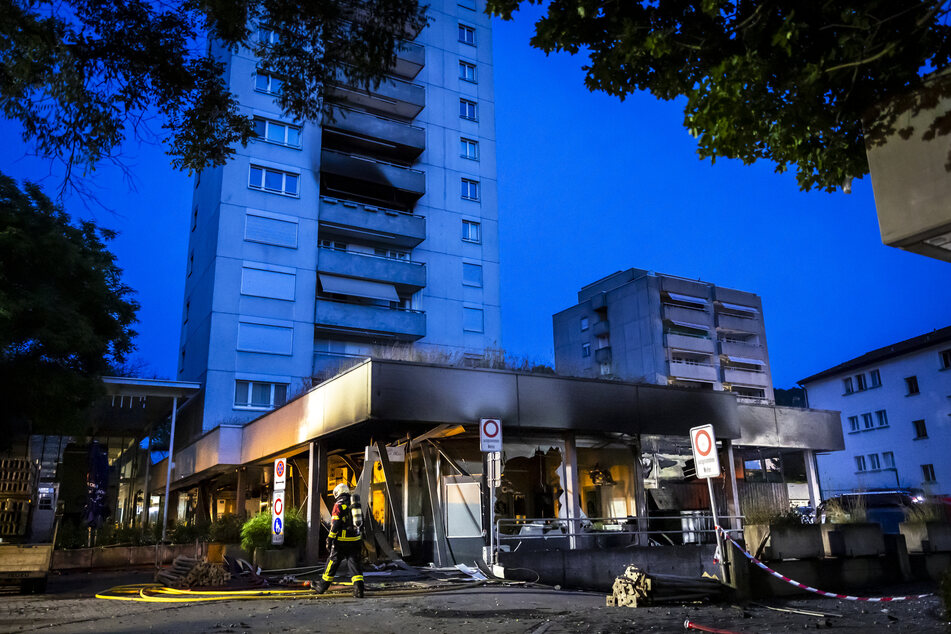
[154,556,230,588]
[608,565,725,608]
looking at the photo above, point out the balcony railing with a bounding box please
[322,105,425,162]
[317,246,426,289]
[320,148,426,199]
[326,73,425,119]
[319,197,426,248]
[315,297,426,341]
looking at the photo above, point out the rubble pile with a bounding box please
[608,565,724,608]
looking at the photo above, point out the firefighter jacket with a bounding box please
[328,493,362,542]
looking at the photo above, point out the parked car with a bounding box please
[817,490,920,534]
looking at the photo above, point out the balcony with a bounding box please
[392,41,425,79]
[319,197,426,248]
[718,340,766,360]
[664,304,711,326]
[593,320,610,337]
[320,149,425,205]
[716,313,759,334]
[322,106,425,162]
[665,333,715,354]
[317,247,426,290]
[326,74,425,120]
[722,367,770,387]
[669,361,718,383]
[594,347,612,364]
[315,298,425,342]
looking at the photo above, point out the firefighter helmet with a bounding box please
[333,482,351,498]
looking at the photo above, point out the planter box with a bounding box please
[821,523,885,557]
[253,548,297,571]
[51,543,207,570]
[899,521,951,553]
[745,524,823,560]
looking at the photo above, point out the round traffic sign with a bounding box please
[482,419,499,438]
[276,460,285,478]
[694,429,713,456]
[273,517,283,534]
[273,497,283,516]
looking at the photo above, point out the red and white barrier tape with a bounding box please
[714,525,932,602]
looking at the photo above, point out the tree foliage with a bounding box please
[0,171,138,437]
[486,0,951,191]
[0,0,428,184]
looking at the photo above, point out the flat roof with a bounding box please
[799,325,951,384]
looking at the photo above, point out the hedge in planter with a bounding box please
[240,509,307,554]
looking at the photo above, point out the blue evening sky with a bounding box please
[1,11,948,389]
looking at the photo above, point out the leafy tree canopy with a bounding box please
[485,0,951,191]
[1,0,428,185]
[0,171,139,437]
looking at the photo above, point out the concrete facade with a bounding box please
[800,326,951,496]
[178,0,502,437]
[553,269,775,403]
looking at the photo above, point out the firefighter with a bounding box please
[315,482,365,597]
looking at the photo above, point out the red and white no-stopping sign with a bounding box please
[480,418,502,452]
[689,424,721,478]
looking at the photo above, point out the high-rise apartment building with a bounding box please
[178,0,501,435]
[553,269,774,402]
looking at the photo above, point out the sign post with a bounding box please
[689,425,727,582]
[272,458,286,546]
[480,419,502,565]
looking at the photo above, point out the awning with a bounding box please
[724,355,765,366]
[666,292,706,306]
[319,274,399,301]
[719,301,756,314]
[667,320,709,331]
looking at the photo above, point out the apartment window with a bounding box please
[913,419,928,439]
[249,165,299,197]
[257,27,279,45]
[460,98,478,121]
[869,369,881,387]
[941,349,951,369]
[191,206,198,231]
[374,247,410,260]
[254,72,283,95]
[855,455,866,472]
[582,343,591,358]
[581,317,589,332]
[187,250,194,277]
[875,409,888,427]
[461,178,480,201]
[861,412,873,429]
[869,453,881,470]
[882,451,895,468]
[253,118,302,148]
[855,373,867,391]
[843,377,854,394]
[319,239,347,251]
[922,464,937,483]
[183,300,190,324]
[462,263,482,287]
[459,60,477,82]
[600,362,611,376]
[905,375,920,395]
[462,220,481,243]
[458,24,476,45]
[847,415,859,432]
[463,307,484,332]
[460,138,479,160]
[234,380,288,410]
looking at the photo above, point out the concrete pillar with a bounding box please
[235,467,247,521]
[723,440,742,532]
[632,440,648,545]
[562,433,582,550]
[305,441,327,564]
[804,450,821,508]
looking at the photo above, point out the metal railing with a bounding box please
[491,514,744,562]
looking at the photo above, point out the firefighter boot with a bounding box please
[353,580,365,598]
[314,579,330,594]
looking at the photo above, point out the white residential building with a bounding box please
[177,0,501,439]
[800,326,951,496]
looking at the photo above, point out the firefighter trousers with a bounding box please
[322,540,364,584]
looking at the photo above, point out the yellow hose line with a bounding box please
[95,581,485,603]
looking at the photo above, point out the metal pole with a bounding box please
[706,476,727,583]
[142,430,152,528]
[488,452,496,565]
[161,396,178,542]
